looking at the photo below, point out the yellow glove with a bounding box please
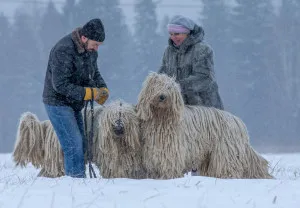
[96,87,109,105]
[84,87,109,105]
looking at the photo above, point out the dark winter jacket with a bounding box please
[43,28,107,111]
[159,25,224,110]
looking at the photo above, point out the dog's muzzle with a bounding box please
[113,119,124,136]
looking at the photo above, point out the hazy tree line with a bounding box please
[0,0,299,152]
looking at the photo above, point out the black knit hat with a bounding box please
[81,18,105,42]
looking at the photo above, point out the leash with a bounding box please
[113,102,124,136]
[84,88,97,178]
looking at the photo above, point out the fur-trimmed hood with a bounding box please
[168,24,205,53]
[71,27,85,54]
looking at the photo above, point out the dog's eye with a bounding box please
[159,94,166,101]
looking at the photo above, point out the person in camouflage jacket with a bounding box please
[159,15,223,110]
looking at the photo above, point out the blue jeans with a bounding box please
[44,104,86,178]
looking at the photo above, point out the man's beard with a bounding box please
[83,40,94,52]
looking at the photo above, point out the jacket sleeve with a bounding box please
[184,45,215,92]
[92,52,107,88]
[158,49,168,74]
[51,47,85,101]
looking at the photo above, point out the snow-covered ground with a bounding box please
[0,153,299,208]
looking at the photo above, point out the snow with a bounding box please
[0,153,299,208]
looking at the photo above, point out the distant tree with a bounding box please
[0,13,11,75]
[231,0,286,144]
[159,15,170,40]
[116,24,138,102]
[10,12,42,79]
[133,0,164,96]
[61,0,78,35]
[0,13,12,152]
[1,9,45,152]
[157,15,170,51]
[39,1,65,62]
[201,0,235,109]
[276,0,300,115]
[272,0,300,146]
[155,15,170,74]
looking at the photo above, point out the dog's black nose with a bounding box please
[114,126,124,136]
[159,94,166,101]
[113,119,124,136]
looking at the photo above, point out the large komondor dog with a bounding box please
[13,112,45,169]
[13,106,103,178]
[38,119,64,177]
[136,72,273,179]
[94,100,145,179]
[13,100,144,179]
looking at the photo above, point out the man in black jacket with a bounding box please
[42,18,109,178]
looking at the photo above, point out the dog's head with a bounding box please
[98,100,141,150]
[137,72,184,121]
